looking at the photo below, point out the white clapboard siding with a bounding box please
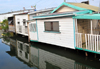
[15,14,28,36]
[37,17,75,49]
[29,22,37,40]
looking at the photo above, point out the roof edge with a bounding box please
[51,2,88,13]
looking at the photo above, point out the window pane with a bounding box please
[45,22,51,31]
[29,23,37,32]
[33,24,36,32]
[53,22,59,32]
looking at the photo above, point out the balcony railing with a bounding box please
[76,33,100,52]
[17,25,28,35]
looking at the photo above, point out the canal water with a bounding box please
[0,36,100,69]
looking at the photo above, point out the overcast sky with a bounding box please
[0,0,99,13]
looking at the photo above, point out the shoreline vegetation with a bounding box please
[0,19,13,38]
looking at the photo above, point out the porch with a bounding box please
[74,14,100,54]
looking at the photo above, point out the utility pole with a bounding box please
[64,0,66,2]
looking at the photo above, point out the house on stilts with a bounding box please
[28,2,100,54]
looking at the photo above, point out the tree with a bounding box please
[1,19,8,32]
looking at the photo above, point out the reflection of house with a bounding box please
[2,37,10,45]
[6,38,17,56]
[31,43,95,69]
[4,36,98,69]
[6,36,33,67]
[17,40,30,63]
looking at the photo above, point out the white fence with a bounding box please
[85,34,100,52]
[76,33,100,52]
[76,33,82,48]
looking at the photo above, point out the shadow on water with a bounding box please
[1,35,100,69]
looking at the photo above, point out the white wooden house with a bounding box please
[15,13,29,36]
[28,2,100,54]
[7,9,34,33]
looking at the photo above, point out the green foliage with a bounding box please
[0,19,8,31]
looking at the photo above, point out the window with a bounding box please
[18,22,20,24]
[45,21,59,32]
[29,23,36,32]
[23,19,26,26]
[17,19,20,24]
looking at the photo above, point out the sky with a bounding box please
[0,0,100,13]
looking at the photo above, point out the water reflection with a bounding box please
[2,36,99,69]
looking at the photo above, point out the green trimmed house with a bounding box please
[28,2,100,54]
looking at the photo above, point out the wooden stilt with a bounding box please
[85,52,88,57]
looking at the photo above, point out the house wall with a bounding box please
[29,21,37,40]
[56,6,77,13]
[15,14,28,36]
[37,17,75,49]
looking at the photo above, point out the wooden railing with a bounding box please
[75,33,82,48]
[9,25,15,32]
[76,33,100,52]
[85,34,100,52]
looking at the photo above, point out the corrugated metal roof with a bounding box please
[68,2,99,12]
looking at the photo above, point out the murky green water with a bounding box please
[0,36,100,69]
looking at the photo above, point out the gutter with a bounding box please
[32,14,75,19]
